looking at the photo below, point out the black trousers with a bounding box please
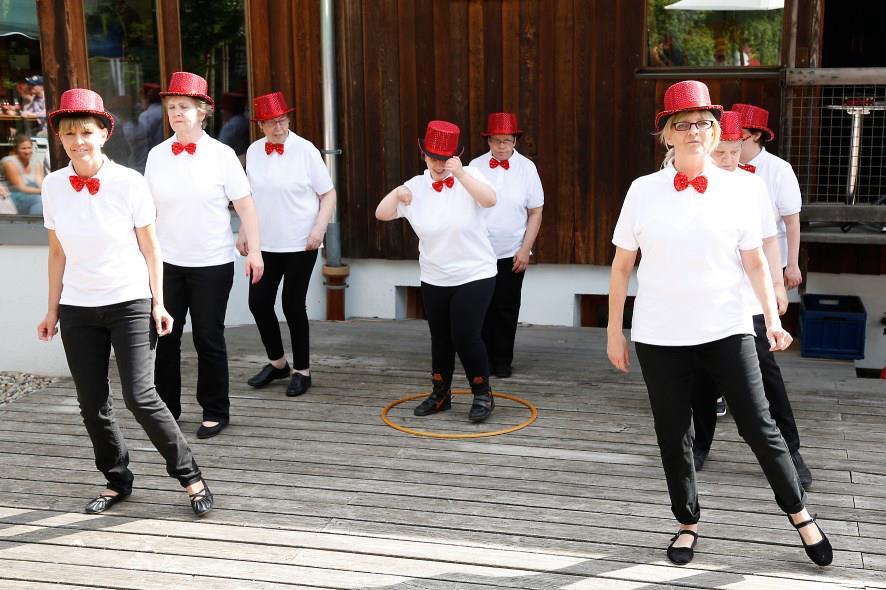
[155,262,234,423]
[692,314,801,454]
[635,334,805,524]
[421,276,495,382]
[248,250,318,370]
[481,257,526,368]
[59,299,202,495]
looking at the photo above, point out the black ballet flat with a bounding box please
[189,481,214,516]
[666,529,698,565]
[789,514,833,566]
[84,491,130,514]
[247,362,291,387]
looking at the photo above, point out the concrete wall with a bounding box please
[3,243,883,375]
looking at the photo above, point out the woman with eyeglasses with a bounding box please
[375,120,498,422]
[241,92,336,397]
[469,113,543,379]
[607,81,832,567]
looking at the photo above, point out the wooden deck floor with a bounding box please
[0,319,884,589]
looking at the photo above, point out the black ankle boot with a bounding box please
[468,376,495,423]
[414,373,452,416]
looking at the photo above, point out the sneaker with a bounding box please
[716,397,727,417]
[247,362,291,387]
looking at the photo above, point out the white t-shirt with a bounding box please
[612,163,762,346]
[42,158,155,307]
[398,167,497,287]
[145,133,251,267]
[734,168,778,316]
[246,131,334,252]
[469,149,544,259]
[745,147,802,268]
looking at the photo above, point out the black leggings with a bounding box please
[248,250,318,370]
[635,334,805,524]
[421,277,495,382]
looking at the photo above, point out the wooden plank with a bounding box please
[786,68,886,86]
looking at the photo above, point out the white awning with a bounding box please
[665,0,784,10]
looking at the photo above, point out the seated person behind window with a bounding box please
[22,76,47,136]
[1,134,44,215]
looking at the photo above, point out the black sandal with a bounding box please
[666,529,698,565]
[84,491,129,514]
[789,513,833,566]
[188,481,214,516]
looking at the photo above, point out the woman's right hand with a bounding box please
[397,186,412,206]
[236,232,248,256]
[37,312,59,341]
[607,330,631,373]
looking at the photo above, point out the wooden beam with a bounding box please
[801,204,886,223]
[785,68,886,86]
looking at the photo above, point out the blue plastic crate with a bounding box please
[800,294,866,360]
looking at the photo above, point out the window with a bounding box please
[647,0,783,68]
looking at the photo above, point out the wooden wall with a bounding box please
[333,0,783,265]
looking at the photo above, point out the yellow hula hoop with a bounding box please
[380,389,538,439]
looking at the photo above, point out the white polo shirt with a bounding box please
[735,168,778,316]
[469,149,544,259]
[398,167,497,287]
[42,158,154,307]
[246,131,334,252]
[612,163,762,346]
[744,147,802,268]
[145,133,251,267]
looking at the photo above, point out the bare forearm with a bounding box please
[457,172,496,207]
[376,188,403,221]
[46,251,64,313]
[783,213,800,267]
[520,207,543,252]
[762,237,784,289]
[607,266,631,332]
[233,197,261,251]
[312,189,337,234]
[742,248,781,328]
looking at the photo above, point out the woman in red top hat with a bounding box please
[241,92,336,397]
[144,71,264,439]
[469,112,544,379]
[607,81,831,566]
[376,120,498,422]
[37,88,213,515]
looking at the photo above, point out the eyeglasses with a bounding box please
[673,120,714,132]
[488,137,515,146]
[261,117,290,128]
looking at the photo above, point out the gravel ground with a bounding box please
[0,372,55,406]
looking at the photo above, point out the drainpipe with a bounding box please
[319,0,349,320]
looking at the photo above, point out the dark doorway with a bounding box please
[822,1,886,67]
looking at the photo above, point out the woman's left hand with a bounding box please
[766,325,793,351]
[306,229,325,251]
[152,303,174,336]
[512,248,530,273]
[246,250,265,284]
[444,157,464,178]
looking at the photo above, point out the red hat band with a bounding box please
[419,120,463,160]
[252,92,295,122]
[732,103,775,142]
[48,88,116,138]
[655,80,723,131]
[718,110,743,142]
[159,71,214,106]
[481,112,522,137]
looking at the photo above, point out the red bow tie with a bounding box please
[171,141,197,156]
[674,172,708,194]
[738,163,756,173]
[489,158,510,170]
[69,175,100,195]
[265,142,284,155]
[432,176,455,192]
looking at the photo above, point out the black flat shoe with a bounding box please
[666,529,698,565]
[789,513,833,566]
[196,421,227,439]
[286,373,312,397]
[84,491,130,514]
[247,363,291,387]
[189,481,214,516]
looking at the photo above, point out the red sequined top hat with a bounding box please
[655,80,723,131]
[159,72,214,106]
[252,92,296,122]
[418,120,464,161]
[718,110,743,142]
[480,112,523,137]
[732,103,775,142]
[48,88,115,138]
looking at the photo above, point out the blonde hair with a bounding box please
[162,95,215,129]
[57,116,107,135]
[657,110,721,169]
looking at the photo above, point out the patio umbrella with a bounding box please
[665,0,784,10]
